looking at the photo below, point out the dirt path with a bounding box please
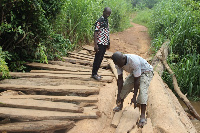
[68,22,152,133]
[109,22,151,58]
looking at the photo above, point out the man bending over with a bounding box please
[111,51,154,128]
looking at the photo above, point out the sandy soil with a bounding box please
[68,22,152,133]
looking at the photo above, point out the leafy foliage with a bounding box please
[0,47,10,78]
[0,0,133,77]
[132,0,200,99]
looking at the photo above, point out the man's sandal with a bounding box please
[91,74,101,80]
[113,106,122,112]
[137,118,147,128]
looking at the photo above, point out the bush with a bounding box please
[0,0,133,76]
[148,0,200,99]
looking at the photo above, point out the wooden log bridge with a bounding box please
[0,45,114,132]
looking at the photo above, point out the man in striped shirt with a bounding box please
[92,7,111,80]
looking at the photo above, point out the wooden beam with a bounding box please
[30,70,113,76]
[26,62,91,72]
[6,72,114,83]
[0,98,83,113]
[141,118,154,133]
[111,111,123,128]
[82,45,113,58]
[0,95,98,103]
[0,84,99,94]
[48,61,92,69]
[0,120,75,132]
[0,107,99,121]
[115,106,139,133]
[69,53,108,63]
[63,57,108,67]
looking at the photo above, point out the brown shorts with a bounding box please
[120,71,154,104]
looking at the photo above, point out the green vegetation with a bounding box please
[133,0,200,100]
[0,0,132,77]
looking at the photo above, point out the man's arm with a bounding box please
[131,77,140,108]
[116,74,123,104]
[94,31,98,52]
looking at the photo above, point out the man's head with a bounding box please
[111,51,126,68]
[103,7,111,19]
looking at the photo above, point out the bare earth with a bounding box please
[68,22,152,133]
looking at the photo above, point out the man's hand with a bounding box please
[130,96,137,109]
[107,44,110,50]
[94,45,99,53]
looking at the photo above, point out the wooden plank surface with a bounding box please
[63,57,108,67]
[49,61,92,69]
[141,118,154,133]
[0,98,83,112]
[7,72,114,83]
[69,53,108,63]
[111,111,123,128]
[82,45,113,58]
[0,95,98,103]
[26,62,92,72]
[116,106,140,133]
[0,84,99,94]
[0,107,98,121]
[30,70,113,76]
[0,120,75,132]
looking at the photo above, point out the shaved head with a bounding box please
[103,7,111,19]
[111,51,126,68]
[104,7,111,12]
[112,51,123,63]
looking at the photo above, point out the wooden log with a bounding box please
[0,84,99,94]
[63,57,108,67]
[0,120,75,132]
[0,95,98,103]
[26,62,91,72]
[49,61,92,69]
[0,107,98,121]
[141,118,153,133]
[6,72,113,83]
[82,45,113,58]
[0,98,83,113]
[69,53,108,63]
[116,106,140,133]
[129,126,141,133]
[147,72,197,133]
[110,111,123,128]
[151,40,169,76]
[0,78,104,88]
[30,70,113,76]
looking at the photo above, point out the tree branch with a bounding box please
[158,48,200,121]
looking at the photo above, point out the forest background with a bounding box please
[0,0,199,100]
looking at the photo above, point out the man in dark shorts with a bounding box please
[91,7,111,80]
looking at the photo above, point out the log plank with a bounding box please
[0,120,75,132]
[0,84,99,94]
[0,98,83,113]
[116,106,140,133]
[0,107,98,121]
[63,57,108,67]
[110,111,123,128]
[6,72,114,83]
[26,62,91,72]
[30,70,113,76]
[0,95,98,103]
